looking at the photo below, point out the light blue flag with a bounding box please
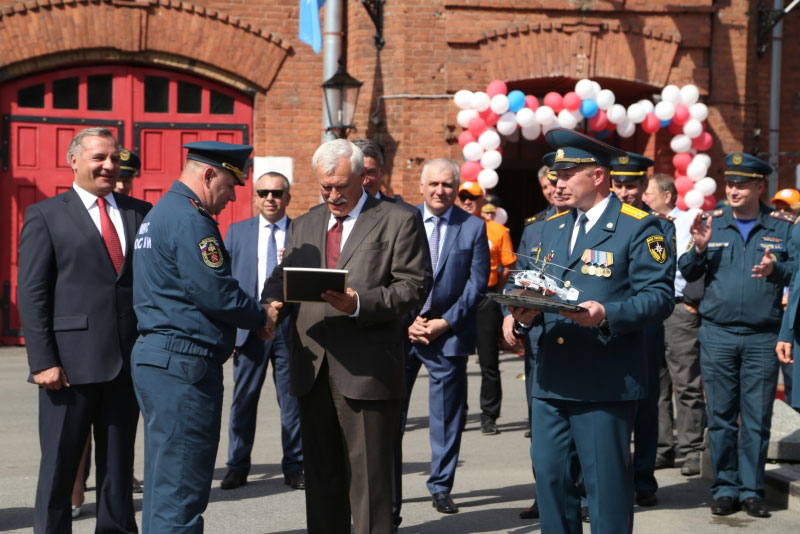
[299,0,325,54]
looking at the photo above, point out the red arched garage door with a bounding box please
[0,65,254,345]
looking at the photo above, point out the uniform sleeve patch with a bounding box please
[198,237,224,268]
[646,235,668,264]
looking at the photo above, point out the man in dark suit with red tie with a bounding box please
[261,139,428,534]
[17,127,151,533]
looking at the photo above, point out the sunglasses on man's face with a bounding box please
[458,193,479,201]
[256,189,285,199]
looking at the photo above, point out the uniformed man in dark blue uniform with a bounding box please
[610,152,675,508]
[131,141,267,533]
[114,147,141,196]
[509,130,674,534]
[679,152,794,518]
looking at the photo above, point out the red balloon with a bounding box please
[668,121,683,135]
[458,130,477,148]
[675,177,694,196]
[692,131,713,151]
[641,112,661,134]
[544,92,564,114]
[496,147,503,155]
[461,160,482,181]
[702,195,716,211]
[525,95,539,111]
[486,80,508,98]
[589,110,609,131]
[605,120,617,132]
[563,91,582,111]
[484,111,500,127]
[673,104,690,126]
[467,116,487,137]
[672,152,693,172]
[676,195,688,211]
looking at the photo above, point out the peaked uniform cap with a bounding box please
[118,148,141,178]
[545,128,627,170]
[183,141,253,186]
[724,152,772,183]
[609,152,654,181]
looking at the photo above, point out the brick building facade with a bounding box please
[0,0,797,225]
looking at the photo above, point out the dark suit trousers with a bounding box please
[300,358,400,534]
[475,296,502,424]
[227,319,302,476]
[35,372,138,534]
[633,323,663,495]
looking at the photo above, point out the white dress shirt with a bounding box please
[422,204,454,259]
[670,205,693,297]
[569,193,612,255]
[72,183,127,255]
[257,214,288,294]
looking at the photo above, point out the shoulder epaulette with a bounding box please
[546,210,570,221]
[620,203,650,220]
[650,210,674,222]
[525,216,538,225]
[770,210,797,224]
[189,198,213,219]
[702,208,724,218]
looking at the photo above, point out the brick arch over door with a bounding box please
[0,0,291,92]
[450,20,682,89]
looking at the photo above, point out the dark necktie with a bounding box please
[266,223,278,278]
[326,216,346,268]
[570,213,588,257]
[421,216,441,314]
[96,196,124,274]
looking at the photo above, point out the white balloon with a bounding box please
[558,108,579,129]
[454,89,473,110]
[456,109,478,128]
[478,129,501,151]
[477,168,499,190]
[591,81,602,98]
[638,99,655,114]
[535,105,555,125]
[516,107,537,128]
[494,207,508,225]
[627,103,646,124]
[596,89,616,110]
[687,159,707,180]
[521,122,541,140]
[542,120,560,135]
[693,153,712,169]
[654,101,675,121]
[568,108,584,121]
[684,189,704,210]
[607,103,627,124]
[661,84,681,104]
[695,177,717,196]
[490,94,510,115]
[617,120,636,138]
[680,84,700,106]
[462,142,484,161]
[481,149,503,170]
[496,112,518,136]
[683,118,703,139]
[689,102,709,121]
[575,79,594,99]
[670,134,692,153]
[470,91,491,112]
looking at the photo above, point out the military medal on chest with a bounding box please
[580,249,613,278]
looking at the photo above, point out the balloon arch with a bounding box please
[453,79,717,216]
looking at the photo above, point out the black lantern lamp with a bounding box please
[322,60,363,138]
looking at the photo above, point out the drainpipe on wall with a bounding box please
[767,0,783,197]
[322,0,343,143]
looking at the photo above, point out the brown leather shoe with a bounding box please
[284,470,305,490]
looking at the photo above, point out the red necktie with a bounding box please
[96,196,124,274]
[326,217,346,268]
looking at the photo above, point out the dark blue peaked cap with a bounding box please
[118,148,140,178]
[545,128,627,170]
[542,151,558,182]
[183,141,252,186]
[724,152,772,183]
[610,152,654,182]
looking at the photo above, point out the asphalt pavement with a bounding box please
[1,346,798,533]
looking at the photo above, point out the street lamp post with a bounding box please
[322,60,363,139]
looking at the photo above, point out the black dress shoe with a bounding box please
[524,429,532,438]
[740,497,770,518]
[284,470,306,490]
[580,506,589,523]
[480,421,500,435]
[519,499,539,519]
[431,492,459,514]
[220,470,247,490]
[635,491,658,507]
[710,496,739,516]
[654,455,675,470]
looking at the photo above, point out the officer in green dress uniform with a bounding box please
[679,152,794,518]
[509,129,674,534]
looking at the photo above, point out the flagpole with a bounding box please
[322,0,343,142]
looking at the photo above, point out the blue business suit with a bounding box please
[224,215,302,477]
[528,195,674,533]
[394,205,489,515]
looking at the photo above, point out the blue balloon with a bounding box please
[580,99,598,118]
[660,118,671,128]
[508,90,526,112]
[595,129,609,140]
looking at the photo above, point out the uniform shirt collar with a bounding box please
[576,193,612,228]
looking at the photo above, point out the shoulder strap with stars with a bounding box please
[770,210,797,224]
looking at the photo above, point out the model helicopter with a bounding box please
[508,249,581,302]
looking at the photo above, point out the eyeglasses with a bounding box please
[256,189,285,199]
[458,193,480,201]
